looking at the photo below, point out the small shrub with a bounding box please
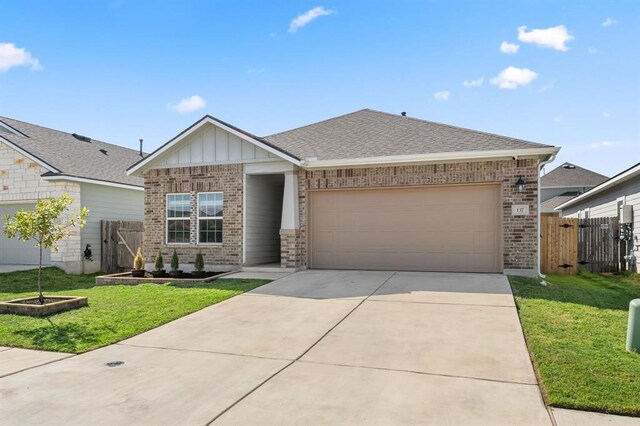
[170,250,179,271]
[194,251,205,272]
[154,250,164,271]
[133,247,144,270]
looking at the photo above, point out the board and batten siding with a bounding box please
[80,183,144,273]
[560,176,640,272]
[244,174,284,265]
[154,124,279,168]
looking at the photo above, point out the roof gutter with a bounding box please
[301,147,560,169]
[536,152,558,280]
[555,162,640,211]
[40,174,144,191]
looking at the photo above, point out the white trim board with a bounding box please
[40,175,144,191]
[301,147,560,169]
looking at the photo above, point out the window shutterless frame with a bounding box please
[197,192,223,244]
[166,193,191,244]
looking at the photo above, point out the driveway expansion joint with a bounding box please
[207,272,398,424]
[116,342,294,362]
[367,299,516,308]
[0,352,75,380]
[296,359,541,387]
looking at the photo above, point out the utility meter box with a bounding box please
[621,205,633,224]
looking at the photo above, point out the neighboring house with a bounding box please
[0,116,145,273]
[540,162,608,214]
[556,162,640,272]
[128,109,559,276]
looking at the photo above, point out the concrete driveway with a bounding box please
[0,270,551,425]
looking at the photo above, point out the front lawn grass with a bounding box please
[0,267,268,354]
[510,271,640,416]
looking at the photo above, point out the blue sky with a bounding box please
[1,0,638,176]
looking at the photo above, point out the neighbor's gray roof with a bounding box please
[263,109,554,161]
[541,162,607,188]
[0,116,143,187]
[540,192,580,213]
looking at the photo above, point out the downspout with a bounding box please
[537,153,557,279]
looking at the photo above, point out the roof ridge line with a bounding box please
[263,108,370,139]
[365,109,553,148]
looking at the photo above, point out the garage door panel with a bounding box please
[310,185,501,273]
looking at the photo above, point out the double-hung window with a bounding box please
[166,194,190,244]
[198,192,223,244]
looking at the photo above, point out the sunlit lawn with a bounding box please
[510,271,640,416]
[0,267,267,353]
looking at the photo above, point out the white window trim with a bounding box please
[197,192,223,245]
[166,193,191,245]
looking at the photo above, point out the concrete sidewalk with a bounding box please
[0,271,557,424]
[0,347,72,378]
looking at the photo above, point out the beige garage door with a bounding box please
[309,184,502,273]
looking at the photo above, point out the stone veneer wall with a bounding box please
[143,164,243,267]
[285,159,539,271]
[0,143,82,269]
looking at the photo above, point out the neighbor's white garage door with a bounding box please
[309,184,502,273]
[0,203,51,265]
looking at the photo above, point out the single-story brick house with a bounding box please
[556,161,639,272]
[128,109,560,276]
[0,116,144,273]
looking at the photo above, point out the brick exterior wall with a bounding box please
[0,142,82,266]
[280,229,303,267]
[143,164,243,268]
[142,159,539,272]
[286,159,539,271]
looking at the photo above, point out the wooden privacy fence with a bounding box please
[101,220,144,273]
[541,214,578,275]
[541,213,621,275]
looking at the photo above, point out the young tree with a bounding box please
[3,194,88,304]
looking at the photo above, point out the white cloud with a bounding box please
[601,17,617,27]
[289,6,333,33]
[500,41,520,54]
[588,47,599,54]
[169,95,206,114]
[553,115,562,123]
[590,141,622,149]
[490,66,538,89]
[0,42,42,72]
[517,25,574,51]
[433,91,450,101]
[246,68,266,75]
[463,77,483,88]
[602,112,610,118]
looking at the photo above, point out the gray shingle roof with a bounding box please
[541,162,608,188]
[540,192,580,213]
[263,109,554,161]
[0,116,143,187]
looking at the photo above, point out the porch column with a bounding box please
[281,171,299,230]
[280,170,301,268]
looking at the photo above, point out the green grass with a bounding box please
[0,267,268,354]
[510,271,640,416]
